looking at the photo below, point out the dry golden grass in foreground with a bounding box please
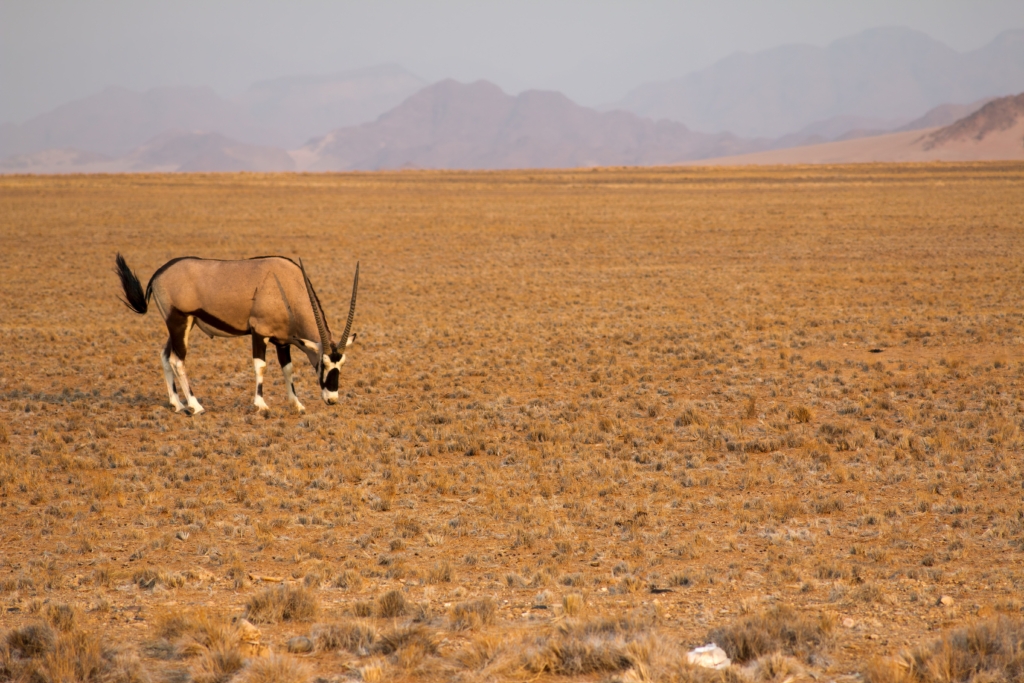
[1,163,1023,682]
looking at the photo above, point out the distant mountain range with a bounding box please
[613,27,1024,138]
[292,80,759,171]
[0,132,295,173]
[235,64,427,148]
[690,92,1024,165]
[5,85,1018,174]
[0,85,270,159]
[2,27,1023,173]
[0,64,425,159]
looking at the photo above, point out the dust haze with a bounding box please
[3,0,1024,124]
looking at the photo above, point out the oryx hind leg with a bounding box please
[160,341,187,413]
[276,343,305,413]
[167,311,204,415]
[252,335,269,412]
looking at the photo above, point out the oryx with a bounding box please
[115,254,358,415]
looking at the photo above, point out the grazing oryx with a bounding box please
[115,254,358,415]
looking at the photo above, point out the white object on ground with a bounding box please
[686,643,731,669]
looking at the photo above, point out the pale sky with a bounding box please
[2,0,1023,124]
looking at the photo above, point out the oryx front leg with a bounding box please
[276,343,304,413]
[252,335,269,412]
[167,312,204,415]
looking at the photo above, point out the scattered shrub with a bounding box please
[245,585,319,624]
[708,604,834,665]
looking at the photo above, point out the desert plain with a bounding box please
[1,163,1024,682]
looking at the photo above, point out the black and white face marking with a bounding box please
[319,350,345,404]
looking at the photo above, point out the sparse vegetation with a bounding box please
[865,616,1024,683]
[245,585,319,624]
[1,164,1023,680]
[708,604,835,664]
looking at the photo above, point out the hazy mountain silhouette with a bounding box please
[922,92,1024,149]
[767,96,997,149]
[126,131,295,172]
[0,86,272,159]
[0,66,426,159]
[893,97,997,132]
[614,27,1024,138]
[234,64,426,148]
[0,131,294,173]
[691,91,1024,165]
[294,80,762,171]
[5,89,1021,173]
[5,26,1024,173]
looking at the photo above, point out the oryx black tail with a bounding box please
[115,253,148,314]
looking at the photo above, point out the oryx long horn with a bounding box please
[339,262,359,352]
[299,259,332,355]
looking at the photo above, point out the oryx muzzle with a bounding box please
[115,254,359,415]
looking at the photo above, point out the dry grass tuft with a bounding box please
[333,569,363,591]
[752,652,810,682]
[357,657,388,682]
[43,602,78,632]
[788,406,813,423]
[658,661,752,683]
[455,633,506,670]
[153,609,240,656]
[191,645,247,683]
[708,604,834,664]
[2,622,149,683]
[427,560,454,584]
[6,622,56,658]
[373,624,439,657]
[236,654,312,683]
[563,593,585,617]
[449,597,497,630]
[245,584,319,624]
[377,589,408,619]
[525,615,655,676]
[312,621,378,655]
[864,616,1024,683]
[676,404,708,427]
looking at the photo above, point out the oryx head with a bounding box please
[300,261,359,405]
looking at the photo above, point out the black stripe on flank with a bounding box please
[188,309,250,337]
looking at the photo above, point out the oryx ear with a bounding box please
[346,333,357,348]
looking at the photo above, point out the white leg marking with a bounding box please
[160,350,186,412]
[169,351,204,415]
[282,362,305,413]
[253,357,269,411]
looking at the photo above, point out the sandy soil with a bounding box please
[1,164,1023,681]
